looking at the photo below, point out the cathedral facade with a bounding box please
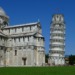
[0,8,45,66]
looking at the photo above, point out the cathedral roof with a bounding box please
[4,22,40,29]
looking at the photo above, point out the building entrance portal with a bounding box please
[22,57,27,65]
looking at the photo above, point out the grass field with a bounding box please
[0,66,75,75]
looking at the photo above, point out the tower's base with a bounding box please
[48,56,65,66]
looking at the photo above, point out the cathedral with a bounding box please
[0,7,45,66]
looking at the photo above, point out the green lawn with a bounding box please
[0,66,75,75]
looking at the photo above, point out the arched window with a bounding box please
[15,50,17,56]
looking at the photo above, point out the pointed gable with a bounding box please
[34,33,44,38]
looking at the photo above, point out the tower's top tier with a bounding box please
[52,14,64,23]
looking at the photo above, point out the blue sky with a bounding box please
[0,0,75,55]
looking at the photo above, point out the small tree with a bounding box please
[45,54,49,63]
[69,55,75,65]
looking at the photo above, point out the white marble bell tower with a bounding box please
[49,14,65,65]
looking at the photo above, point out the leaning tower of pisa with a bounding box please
[49,14,65,65]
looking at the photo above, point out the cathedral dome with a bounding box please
[0,7,8,18]
[0,7,6,15]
